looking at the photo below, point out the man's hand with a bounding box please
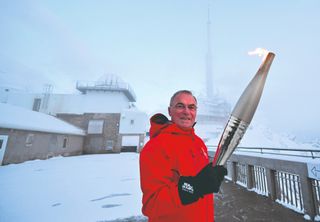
[178,163,227,205]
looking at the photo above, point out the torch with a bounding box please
[212,49,275,166]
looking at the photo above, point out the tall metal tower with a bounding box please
[206,3,214,99]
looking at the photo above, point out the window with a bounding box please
[62,136,68,148]
[25,134,34,147]
[88,120,104,134]
[0,139,3,149]
[106,140,113,150]
[130,119,134,125]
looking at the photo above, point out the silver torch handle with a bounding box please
[212,52,275,166]
[213,116,248,165]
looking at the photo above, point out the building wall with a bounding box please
[45,92,130,115]
[56,113,89,130]
[0,87,40,110]
[0,128,84,165]
[119,109,148,134]
[0,89,132,115]
[57,113,121,154]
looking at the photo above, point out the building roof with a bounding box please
[0,103,85,136]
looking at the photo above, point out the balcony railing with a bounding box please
[208,147,320,220]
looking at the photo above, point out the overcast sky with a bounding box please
[0,0,319,142]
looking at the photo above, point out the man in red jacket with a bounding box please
[140,90,227,222]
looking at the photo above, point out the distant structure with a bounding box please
[195,4,231,141]
[57,75,146,154]
[76,74,136,102]
[0,74,147,165]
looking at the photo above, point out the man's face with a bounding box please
[168,93,197,130]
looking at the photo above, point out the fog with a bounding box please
[0,0,319,141]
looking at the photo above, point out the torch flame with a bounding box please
[248,48,270,60]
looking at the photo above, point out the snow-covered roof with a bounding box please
[0,103,85,136]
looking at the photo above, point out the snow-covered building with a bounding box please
[0,103,85,165]
[119,109,147,152]
[0,75,137,115]
[0,75,148,158]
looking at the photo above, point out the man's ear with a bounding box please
[168,106,172,117]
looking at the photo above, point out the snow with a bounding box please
[304,214,311,221]
[275,199,304,214]
[0,103,85,135]
[0,152,319,221]
[240,124,315,149]
[0,153,145,222]
[205,123,317,149]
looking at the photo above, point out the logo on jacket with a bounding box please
[182,182,194,194]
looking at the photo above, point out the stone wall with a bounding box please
[57,113,121,153]
[0,128,84,165]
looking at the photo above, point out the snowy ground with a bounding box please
[1,152,319,222]
[0,153,145,222]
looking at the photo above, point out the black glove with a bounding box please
[178,163,227,205]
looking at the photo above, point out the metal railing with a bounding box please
[236,163,247,187]
[312,179,320,216]
[276,171,304,213]
[236,146,320,159]
[208,145,320,159]
[210,148,320,220]
[76,81,136,102]
[252,166,268,196]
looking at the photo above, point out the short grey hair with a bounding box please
[169,90,197,106]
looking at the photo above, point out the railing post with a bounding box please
[246,164,254,189]
[300,176,317,220]
[231,161,237,183]
[266,168,277,201]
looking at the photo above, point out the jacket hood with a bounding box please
[149,113,195,138]
[149,113,170,138]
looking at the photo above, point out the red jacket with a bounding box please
[140,114,214,222]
